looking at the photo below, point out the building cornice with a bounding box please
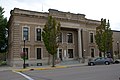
[10,8,48,17]
[9,8,100,26]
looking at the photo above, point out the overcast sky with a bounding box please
[1,0,120,30]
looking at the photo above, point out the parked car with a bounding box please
[114,59,120,64]
[88,57,114,66]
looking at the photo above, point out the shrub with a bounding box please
[0,61,7,66]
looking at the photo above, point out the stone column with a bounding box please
[78,28,82,60]
[63,50,67,60]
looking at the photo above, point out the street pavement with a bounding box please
[0,62,88,72]
[0,66,14,71]
[23,64,120,80]
[0,70,28,80]
[0,62,87,80]
[0,63,120,80]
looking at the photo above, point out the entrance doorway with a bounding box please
[68,49,73,58]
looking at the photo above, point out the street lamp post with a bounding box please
[117,41,119,59]
[23,37,26,69]
[82,49,85,63]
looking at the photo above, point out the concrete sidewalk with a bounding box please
[0,66,14,71]
[0,63,87,72]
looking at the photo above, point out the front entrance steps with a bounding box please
[57,60,80,65]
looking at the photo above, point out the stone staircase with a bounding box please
[58,60,80,65]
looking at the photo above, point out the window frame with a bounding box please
[35,27,42,41]
[36,48,42,59]
[67,32,74,43]
[58,32,63,43]
[89,32,94,43]
[59,49,63,61]
[35,47,43,60]
[22,25,30,41]
[90,48,95,58]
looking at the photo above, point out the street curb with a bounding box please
[13,66,68,72]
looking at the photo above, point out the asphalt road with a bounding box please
[23,64,120,80]
[0,64,120,80]
[0,70,28,80]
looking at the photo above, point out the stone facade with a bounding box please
[112,30,120,59]
[8,8,118,67]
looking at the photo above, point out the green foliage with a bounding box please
[95,18,113,57]
[42,16,61,67]
[0,52,6,61]
[0,6,7,53]
[0,61,7,66]
[20,52,28,60]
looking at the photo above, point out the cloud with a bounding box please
[14,0,45,4]
[0,0,120,30]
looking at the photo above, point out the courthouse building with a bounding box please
[7,8,119,67]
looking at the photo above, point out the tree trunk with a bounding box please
[52,54,55,67]
[104,51,106,57]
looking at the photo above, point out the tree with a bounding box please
[0,6,7,53]
[95,18,113,57]
[42,16,61,67]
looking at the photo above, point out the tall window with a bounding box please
[67,33,73,43]
[68,49,73,58]
[58,33,62,43]
[23,48,28,59]
[90,33,94,43]
[23,27,29,40]
[36,28,41,41]
[91,48,94,57]
[59,49,62,61]
[37,48,42,59]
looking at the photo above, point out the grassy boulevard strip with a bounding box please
[13,66,68,72]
